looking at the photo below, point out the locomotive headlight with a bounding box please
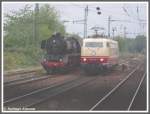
[100,58,104,62]
[83,58,87,62]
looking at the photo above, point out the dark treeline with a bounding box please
[115,35,146,54]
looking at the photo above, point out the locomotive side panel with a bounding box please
[106,41,119,65]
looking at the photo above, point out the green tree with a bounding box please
[4,4,66,70]
[134,35,146,53]
[4,4,65,49]
[115,35,146,54]
[115,36,128,52]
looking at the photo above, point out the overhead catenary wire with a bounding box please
[58,4,146,24]
[51,4,146,37]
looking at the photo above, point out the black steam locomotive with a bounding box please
[41,33,81,74]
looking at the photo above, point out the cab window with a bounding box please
[85,42,103,48]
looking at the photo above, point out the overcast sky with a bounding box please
[2,2,148,38]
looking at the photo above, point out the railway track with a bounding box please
[4,76,96,109]
[26,61,145,110]
[3,56,146,111]
[4,67,42,77]
[127,73,146,110]
[4,74,49,87]
[4,70,80,101]
[128,75,146,110]
[4,69,44,85]
[90,62,146,110]
[4,68,79,86]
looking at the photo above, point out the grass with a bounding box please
[4,47,44,71]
